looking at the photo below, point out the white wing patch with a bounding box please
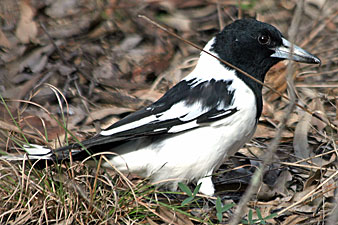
[100,101,211,136]
[208,109,234,119]
[177,102,209,121]
[100,114,157,136]
[168,120,198,133]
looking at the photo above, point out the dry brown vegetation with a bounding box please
[0,0,337,224]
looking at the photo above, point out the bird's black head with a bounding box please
[210,18,320,119]
[211,18,320,87]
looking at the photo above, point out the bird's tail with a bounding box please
[1,143,85,165]
[1,135,124,165]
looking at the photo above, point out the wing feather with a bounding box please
[83,78,237,147]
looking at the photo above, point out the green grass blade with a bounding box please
[178,182,192,196]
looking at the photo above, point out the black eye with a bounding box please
[258,34,271,45]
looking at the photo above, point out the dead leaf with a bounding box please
[304,170,321,189]
[0,119,45,143]
[146,217,159,225]
[5,42,57,79]
[116,34,143,51]
[133,89,164,103]
[291,180,321,211]
[15,0,38,43]
[84,107,132,126]
[273,170,293,197]
[265,62,287,102]
[304,0,327,18]
[322,178,337,198]
[3,73,44,103]
[0,29,12,49]
[161,13,191,32]
[0,120,23,134]
[45,0,78,18]
[293,109,312,163]
[87,20,116,39]
[257,183,278,200]
[156,206,194,225]
[21,115,65,141]
[254,123,293,139]
[280,214,307,225]
[311,99,328,132]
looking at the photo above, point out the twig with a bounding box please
[237,0,242,19]
[327,141,338,225]
[229,102,296,224]
[300,11,338,48]
[217,0,224,30]
[229,1,304,223]
[88,155,103,217]
[230,154,338,172]
[278,169,338,216]
[280,162,336,172]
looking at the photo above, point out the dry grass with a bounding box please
[0,0,337,224]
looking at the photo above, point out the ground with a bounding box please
[0,0,337,224]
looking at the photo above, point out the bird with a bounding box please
[3,18,320,196]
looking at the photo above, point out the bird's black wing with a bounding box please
[62,78,238,149]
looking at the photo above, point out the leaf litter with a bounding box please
[0,0,337,224]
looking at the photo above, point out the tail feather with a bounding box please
[1,144,54,161]
[25,144,87,161]
[1,143,93,164]
[1,135,130,164]
[23,144,54,160]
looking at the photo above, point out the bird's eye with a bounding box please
[258,34,271,45]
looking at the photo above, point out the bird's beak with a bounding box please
[270,37,321,64]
